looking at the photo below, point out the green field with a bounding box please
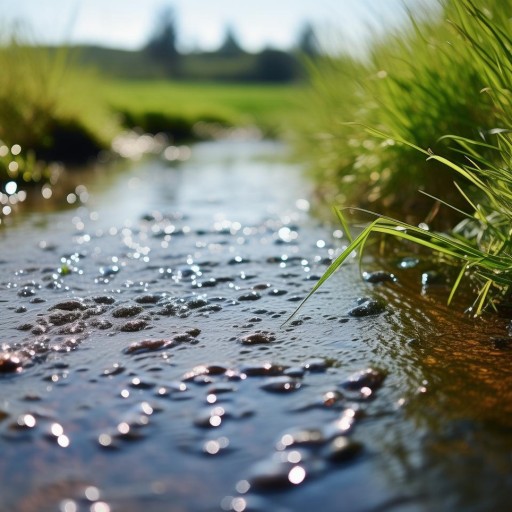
[95,79,303,136]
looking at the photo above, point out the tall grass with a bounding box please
[299,0,509,219]
[0,27,119,181]
[296,0,512,315]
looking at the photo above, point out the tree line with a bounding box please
[144,7,319,82]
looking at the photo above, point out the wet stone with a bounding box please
[324,436,363,463]
[276,428,326,450]
[88,318,113,330]
[238,292,261,302]
[112,305,144,318]
[120,319,148,332]
[194,405,240,429]
[135,294,163,304]
[341,368,387,392]
[49,311,81,326]
[129,377,156,389]
[58,321,86,335]
[260,376,302,393]
[49,300,85,311]
[302,358,328,373]
[239,332,276,345]
[268,289,287,296]
[348,298,385,317]
[247,455,309,490]
[421,270,446,286]
[123,339,172,355]
[398,257,420,269]
[18,287,36,297]
[253,283,271,290]
[229,257,250,265]
[240,363,287,377]
[183,364,227,381]
[284,367,305,378]
[17,323,33,332]
[102,363,125,376]
[186,297,209,309]
[362,271,397,284]
[193,278,217,288]
[99,265,120,277]
[322,390,345,408]
[155,382,188,398]
[15,306,27,313]
[0,352,25,373]
[92,296,116,305]
[207,383,237,394]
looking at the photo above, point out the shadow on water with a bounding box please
[0,139,511,512]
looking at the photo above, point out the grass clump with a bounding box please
[300,0,510,218]
[295,0,512,316]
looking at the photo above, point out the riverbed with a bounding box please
[1,139,511,512]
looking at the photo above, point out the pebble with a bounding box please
[239,332,276,345]
[348,298,385,317]
[123,339,173,355]
[120,319,149,332]
[112,305,144,318]
[0,352,24,373]
[324,436,363,463]
[240,363,287,376]
[238,292,261,302]
[362,271,397,284]
[341,368,387,392]
[49,300,85,311]
[260,376,302,393]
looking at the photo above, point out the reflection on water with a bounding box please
[0,139,511,512]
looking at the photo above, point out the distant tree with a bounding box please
[297,23,319,57]
[253,48,300,82]
[218,26,244,57]
[144,6,181,76]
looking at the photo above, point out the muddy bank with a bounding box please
[1,140,511,512]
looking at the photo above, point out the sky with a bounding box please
[0,0,421,54]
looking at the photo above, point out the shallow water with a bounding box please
[1,139,511,512]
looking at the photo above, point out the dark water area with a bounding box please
[1,139,512,512]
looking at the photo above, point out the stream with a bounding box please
[1,138,512,512]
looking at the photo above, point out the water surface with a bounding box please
[1,139,511,512]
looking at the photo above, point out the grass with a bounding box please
[94,79,302,137]
[293,0,512,317]
[298,0,510,219]
[0,28,302,186]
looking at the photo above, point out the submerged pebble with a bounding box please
[341,368,387,394]
[348,298,385,317]
[49,300,85,311]
[362,271,397,284]
[123,339,173,355]
[239,332,276,345]
[0,352,25,373]
[260,376,302,393]
[240,363,287,376]
[324,436,363,463]
[112,305,144,318]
